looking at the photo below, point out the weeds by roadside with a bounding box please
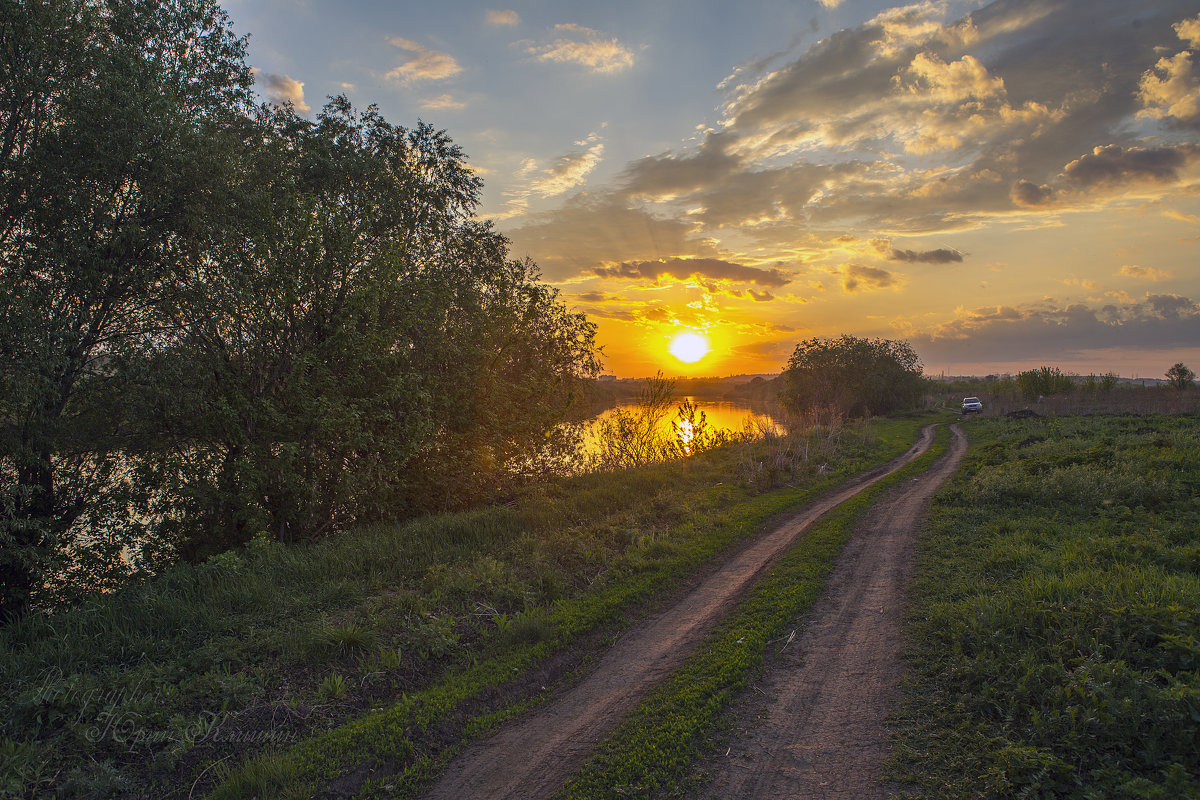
[889,414,1200,800]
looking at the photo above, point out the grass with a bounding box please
[0,413,932,799]
[888,414,1200,800]
[556,423,953,799]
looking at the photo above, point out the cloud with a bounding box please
[589,257,791,288]
[528,24,635,73]
[492,133,608,219]
[841,264,902,292]
[504,0,1200,292]
[887,246,963,263]
[1136,13,1200,125]
[419,94,466,110]
[505,197,717,281]
[529,135,605,197]
[1138,50,1200,125]
[1119,264,1173,281]
[913,293,1200,363]
[1060,143,1200,188]
[252,70,310,112]
[1010,179,1054,207]
[486,9,520,26]
[1176,14,1200,47]
[386,38,463,84]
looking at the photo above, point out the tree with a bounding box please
[1166,362,1195,390]
[1,3,600,616]
[779,335,925,418]
[592,373,680,470]
[140,98,599,557]
[0,0,252,618]
[1015,366,1075,400]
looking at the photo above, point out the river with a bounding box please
[581,396,784,456]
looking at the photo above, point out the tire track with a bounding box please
[421,425,942,800]
[695,424,967,800]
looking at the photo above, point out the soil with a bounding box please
[694,423,967,799]
[421,424,944,800]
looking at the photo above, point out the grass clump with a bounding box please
[889,414,1200,800]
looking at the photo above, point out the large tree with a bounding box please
[1166,362,1195,390]
[1,3,599,616]
[134,98,600,558]
[779,335,925,418]
[0,0,252,618]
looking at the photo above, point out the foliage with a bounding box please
[1165,362,1195,390]
[590,373,681,470]
[0,2,598,612]
[136,97,598,559]
[890,415,1200,799]
[779,335,925,418]
[0,0,253,619]
[1080,372,1120,392]
[1015,365,1075,400]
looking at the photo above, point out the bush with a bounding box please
[779,335,925,418]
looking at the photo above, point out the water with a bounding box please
[581,396,784,456]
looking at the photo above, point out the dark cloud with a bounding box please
[581,306,641,322]
[913,294,1200,364]
[505,196,716,281]
[620,135,742,199]
[1060,143,1200,187]
[589,257,791,288]
[1145,293,1199,319]
[574,291,609,303]
[841,264,900,293]
[1010,179,1055,206]
[748,289,775,302]
[888,247,963,263]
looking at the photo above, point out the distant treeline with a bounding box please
[0,1,598,619]
[590,375,779,406]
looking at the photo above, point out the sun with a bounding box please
[668,331,710,364]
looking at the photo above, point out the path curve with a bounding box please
[422,424,943,800]
[697,423,967,800]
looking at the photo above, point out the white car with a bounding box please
[961,397,983,414]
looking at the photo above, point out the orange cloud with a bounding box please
[486,9,520,26]
[528,24,634,73]
[252,69,310,112]
[589,257,791,288]
[386,38,462,84]
[841,264,903,293]
[1119,264,1173,281]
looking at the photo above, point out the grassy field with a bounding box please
[890,414,1200,799]
[0,414,930,799]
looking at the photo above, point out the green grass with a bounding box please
[889,414,1200,800]
[557,424,953,799]
[0,414,934,799]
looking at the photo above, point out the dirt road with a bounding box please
[422,425,944,800]
[696,423,967,800]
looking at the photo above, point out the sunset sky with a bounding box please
[230,0,1200,379]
